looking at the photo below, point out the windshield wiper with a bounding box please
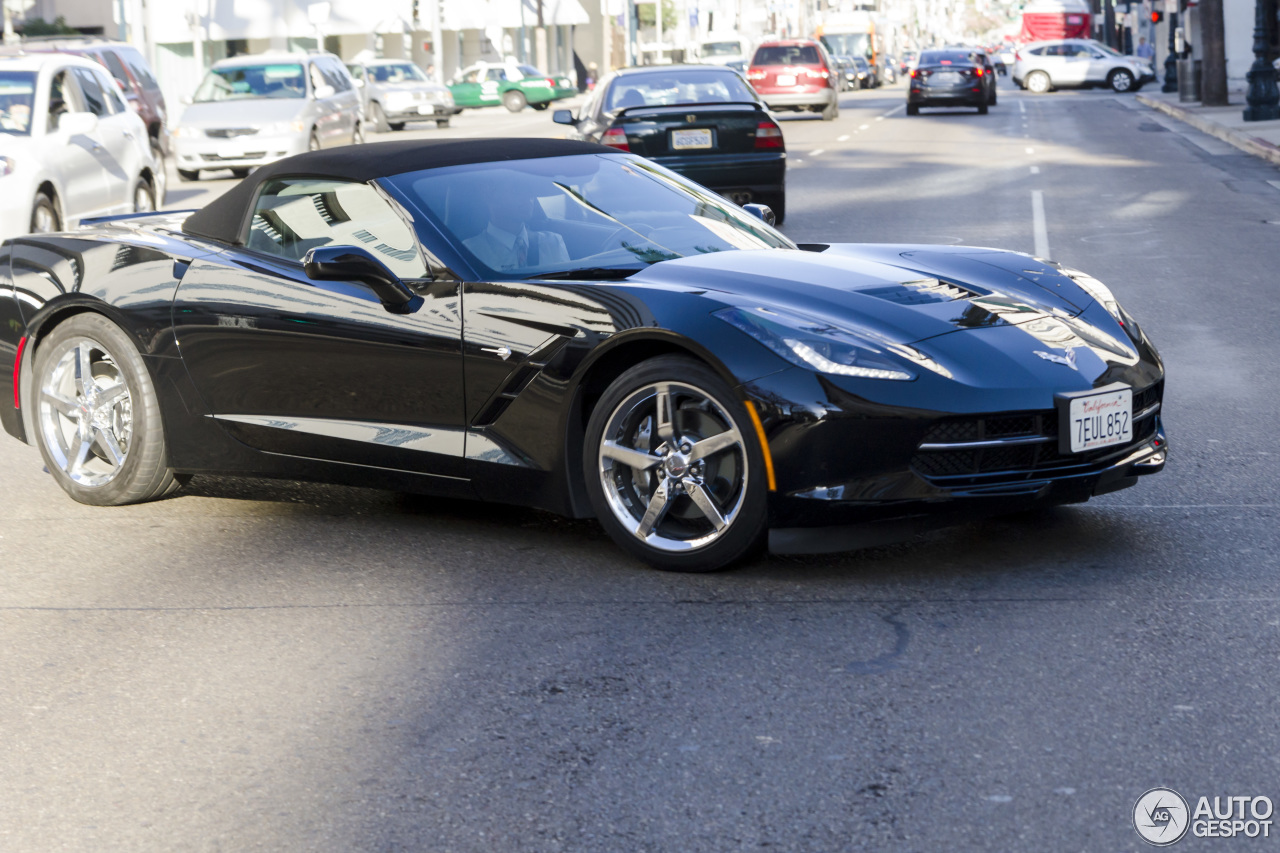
[528,267,644,281]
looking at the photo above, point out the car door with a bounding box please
[43,66,111,222]
[1056,43,1092,85]
[172,177,469,480]
[71,65,141,212]
[306,60,344,147]
[318,57,360,141]
[481,67,506,105]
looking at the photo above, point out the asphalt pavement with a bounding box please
[4,79,1280,851]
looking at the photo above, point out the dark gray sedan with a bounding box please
[345,59,459,131]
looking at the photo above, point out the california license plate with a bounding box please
[1066,388,1132,453]
[932,72,962,86]
[671,128,713,150]
[775,74,796,86]
[216,143,244,158]
[417,104,435,115]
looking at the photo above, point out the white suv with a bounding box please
[0,53,162,240]
[1013,39,1155,93]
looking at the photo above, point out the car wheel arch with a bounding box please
[561,331,743,518]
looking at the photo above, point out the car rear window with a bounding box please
[118,47,159,90]
[752,45,820,66]
[606,70,756,110]
[919,50,974,65]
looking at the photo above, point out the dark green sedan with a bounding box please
[449,61,576,112]
[553,65,788,223]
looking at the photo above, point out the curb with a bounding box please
[1136,93,1280,167]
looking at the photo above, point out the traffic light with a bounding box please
[1151,9,1163,22]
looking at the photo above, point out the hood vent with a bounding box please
[860,278,978,306]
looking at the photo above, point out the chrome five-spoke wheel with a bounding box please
[39,337,133,487]
[585,357,767,571]
[31,314,185,505]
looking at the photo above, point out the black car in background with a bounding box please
[554,65,787,222]
[907,49,994,115]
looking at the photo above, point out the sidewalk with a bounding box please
[1136,83,1280,167]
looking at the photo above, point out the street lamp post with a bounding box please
[1243,0,1279,121]
[1162,10,1178,92]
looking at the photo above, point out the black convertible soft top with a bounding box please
[182,137,614,246]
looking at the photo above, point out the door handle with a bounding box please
[480,346,512,360]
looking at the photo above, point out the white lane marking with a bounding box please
[1019,100,1026,114]
[837,134,850,141]
[1269,180,1280,192]
[1032,190,1050,259]
[1030,166,1040,174]
[810,148,825,156]
[859,124,870,130]
[1025,147,1035,154]
[792,159,804,165]
[875,116,885,121]
[881,105,905,118]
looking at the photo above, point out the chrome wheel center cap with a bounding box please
[665,453,690,479]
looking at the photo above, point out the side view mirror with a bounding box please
[552,109,575,125]
[353,78,365,88]
[302,245,416,309]
[313,84,336,100]
[59,111,99,136]
[742,203,776,226]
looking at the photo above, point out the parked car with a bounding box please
[448,62,575,112]
[1013,39,1155,93]
[746,39,839,120]
[847,56,874,89]
[345,58,458,131]
[697,35,751,72]
[15,37,169,201]
[907,48,993,115]
[171,52,363,181]
[0,53,163,239]
[553,64,787,221]
[2,139,1167,571]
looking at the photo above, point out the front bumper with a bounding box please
[381,100,458,121]
[173,132,309,172]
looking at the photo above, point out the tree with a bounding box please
[19,16,80,36]
[637,0,678,32]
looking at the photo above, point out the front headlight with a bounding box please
[1061,267,1144,343]
[172,125,202,138]
[715,306,917,380]
[261,120,308,136]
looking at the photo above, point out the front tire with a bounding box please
[32,314,184,506]
[132,176,155,213]
[435,118,450,128]
[177,168,200,182]
[1026,70,1052,94]
[308,130,321,151]
[583,356,768,572]
[1109,68,1135,92]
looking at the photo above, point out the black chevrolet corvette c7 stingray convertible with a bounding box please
[0,139,1167,572]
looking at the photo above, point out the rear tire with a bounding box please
[177,169,200,182]
[389,122,405,131]
[230,168,251,179]
[978,102,989,115]
[435,118,450,128]
[131,176,155,213]
[1026,70,1051,94]
[30,192,60,233]
[905,103,919,116]
[31,313,184,506]
[150,143,168,205]
[821,97,838,121]
[583,356,768,572]
[503,90,527,112]
[308,130,321,151]
[372,102,390,132]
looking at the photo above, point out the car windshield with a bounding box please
[385,154,794,280]
[701,41,744,57]
[0,71,36,135]
[752,45,820,65]
[194,63,306,101]
[369,62,427,83]
[606,70,757,109]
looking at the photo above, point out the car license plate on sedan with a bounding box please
[417,104,435,115]
[216,143,245,158]
[671,128,713,150]
[1065,387,1132,453]
[775,74,796,86]
[932,72,962,86]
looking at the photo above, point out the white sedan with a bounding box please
[0,52,163,240]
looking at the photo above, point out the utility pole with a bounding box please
[1197,0,1227,105]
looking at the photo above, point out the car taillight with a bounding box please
[546,78,555,87]
[802,68,829,79]
[910,69,918,78]
[975,67,985,76]
[746,67,766,80]
[755,120,783,149]
[602,127,629,150]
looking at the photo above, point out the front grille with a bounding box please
[912,381,1163,487]
[201,152,267,162]
[204,128,258,139]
